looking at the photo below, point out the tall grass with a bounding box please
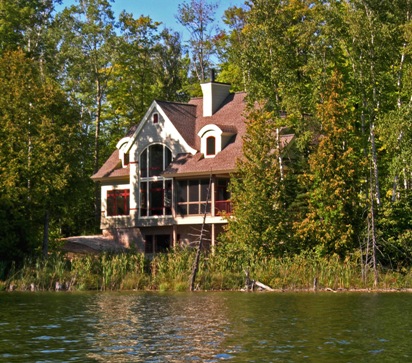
[3,249,412,292]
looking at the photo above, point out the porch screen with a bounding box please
[177,179,211,215]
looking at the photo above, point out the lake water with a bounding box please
[0,291,411,362]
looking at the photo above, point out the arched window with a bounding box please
[140,144,172,177]
[206,136,216,156]
[139,145,172,217]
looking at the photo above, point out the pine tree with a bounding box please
[223,110,291,259]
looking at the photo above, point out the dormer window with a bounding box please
[123,152,129,166]
[152,113,159,124]
[206,136,216,156]
[198,124,236,158]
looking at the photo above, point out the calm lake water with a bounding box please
[0,291,411,362]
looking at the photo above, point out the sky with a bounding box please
[57,0,246,40]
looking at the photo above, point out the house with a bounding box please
[91,80,294,254]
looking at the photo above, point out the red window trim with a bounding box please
[107,189,130,216]
[153,113,159,124]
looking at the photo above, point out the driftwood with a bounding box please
[243,269,274,292]
[255,280,275,291]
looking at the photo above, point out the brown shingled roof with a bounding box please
[93,91,252,180]
[91,149,130,181]
[163,134,241,177]
[156,100,197,149]
[162,92,247,176]
[189,92,247,150]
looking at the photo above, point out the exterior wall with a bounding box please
[174,223,226,251]
[130,106,194,162]
[104,227,145,250]
[100,182,135,230]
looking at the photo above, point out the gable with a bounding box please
[125,101,197,158]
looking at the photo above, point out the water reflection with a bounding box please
[1,292,412,362]
[86,292,233,362]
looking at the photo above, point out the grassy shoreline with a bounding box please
[1,249,412,292]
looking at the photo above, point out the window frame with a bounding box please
[106,189,130,217]
[139,144,173,217]
[152,112,159,124]
[206,136,216,156]
[177,179,211,216]
[215,178,232,215]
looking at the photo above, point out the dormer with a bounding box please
[116,137,131,168]
[200,81,231,117]
[198,124,236,158]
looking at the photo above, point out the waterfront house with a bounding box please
[91,80,293,254]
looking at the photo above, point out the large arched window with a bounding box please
[139,145,172,217]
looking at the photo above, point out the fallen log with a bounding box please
[243,269,274,291]
[254,280,275,292]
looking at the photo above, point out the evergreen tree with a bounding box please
[223,110,292,258]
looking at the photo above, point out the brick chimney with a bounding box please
[200,71,231,117]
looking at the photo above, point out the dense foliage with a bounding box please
[3,249,412,292]
[0,0,411,282]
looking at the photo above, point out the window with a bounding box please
[139,144,172,217]
[177,179,211,215]
[140,144,172,178]
[206,136,216,156]
[144,235,170,254]
[215,179,232,214]
[123,152,129,166]
[107,189,130,216]
[152,113,159,124]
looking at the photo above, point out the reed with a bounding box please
[3,248,412,291]
[150,248,195,290]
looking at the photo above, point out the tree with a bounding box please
[0,50,81,261]
[106,17,189,147]
[296,71,364,256]
[0,0,59,57]
[176,0,218,84]
[53,0,118,226]
[215,5,248,91]
[155,28,190,102]
[222,109,291,259]
[54,0,117,174]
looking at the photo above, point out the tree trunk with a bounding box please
[189,175,212,291]
[42,210,49,258]
[94,79,102,227]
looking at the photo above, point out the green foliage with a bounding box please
[4,249,412,291]
[0,50,82,262]
[0,0,56,58]
[296,72,364,256]
[223,109,298,258]
[106,17,190,147]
